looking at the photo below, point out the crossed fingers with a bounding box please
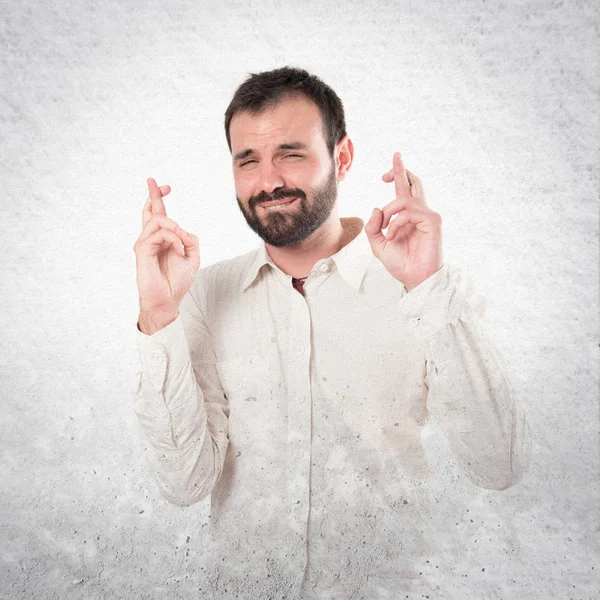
[139,178,190,256]
[139,212,189,249]
[380,153,427,232]
[142,178,171,228]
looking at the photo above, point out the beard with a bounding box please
[236,162,338,248]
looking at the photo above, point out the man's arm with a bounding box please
[133,277,230,507]
[364,153,529,488]
[403,264,531,490]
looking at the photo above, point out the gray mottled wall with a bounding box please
[1,0,598,598]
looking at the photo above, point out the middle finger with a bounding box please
[141,185,171,228]
[393,152,410,199]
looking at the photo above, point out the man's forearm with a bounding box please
[425,315,531,489]
[133,314,230,506]
[400,263,530,489]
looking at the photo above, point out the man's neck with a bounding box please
[265,212,359,279]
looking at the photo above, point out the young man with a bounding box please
[132,66,530,598]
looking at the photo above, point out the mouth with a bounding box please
[259,197,299,211]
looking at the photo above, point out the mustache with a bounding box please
[250,189,306,207]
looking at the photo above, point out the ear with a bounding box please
[334,136,354,182]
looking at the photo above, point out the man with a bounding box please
[132,66,530,599]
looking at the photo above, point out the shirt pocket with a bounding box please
[215,355,275,453]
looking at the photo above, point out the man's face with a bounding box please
[230,94,338,247]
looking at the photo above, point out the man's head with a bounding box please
[224,67,353,247]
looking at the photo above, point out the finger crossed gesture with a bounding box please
[365,152,443,291]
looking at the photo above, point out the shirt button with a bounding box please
[409,317,421,328]
[319,263,329,273]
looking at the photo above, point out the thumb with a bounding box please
[364,208,386,253]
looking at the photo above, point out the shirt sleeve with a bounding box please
[132,271,229,506]
[400,263,531,490]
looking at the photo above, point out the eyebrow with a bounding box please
[233,142,309,162]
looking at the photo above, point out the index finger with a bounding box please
[147,177,167,217]
[393,152,410,199]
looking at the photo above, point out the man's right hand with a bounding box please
[134,177,200,335]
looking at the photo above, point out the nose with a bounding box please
[256,161,286,196]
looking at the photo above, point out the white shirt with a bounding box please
[132,217,530,599]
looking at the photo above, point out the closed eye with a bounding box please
[239,154,303,167]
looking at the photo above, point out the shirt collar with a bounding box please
[241,217,374,293]
[241,240,277,292]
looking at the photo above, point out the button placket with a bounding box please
[285,298,312,552]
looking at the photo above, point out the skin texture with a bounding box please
[134,94,444,334]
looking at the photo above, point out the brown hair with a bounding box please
[224,66,347,156]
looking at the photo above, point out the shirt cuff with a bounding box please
[135,314,191,393]
[398,263,484,342]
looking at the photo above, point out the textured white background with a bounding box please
[1,0,598,598]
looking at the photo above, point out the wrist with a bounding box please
[403,263,445,292]
[137,309,179,335]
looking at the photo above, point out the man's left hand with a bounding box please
[365,152,444,291]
